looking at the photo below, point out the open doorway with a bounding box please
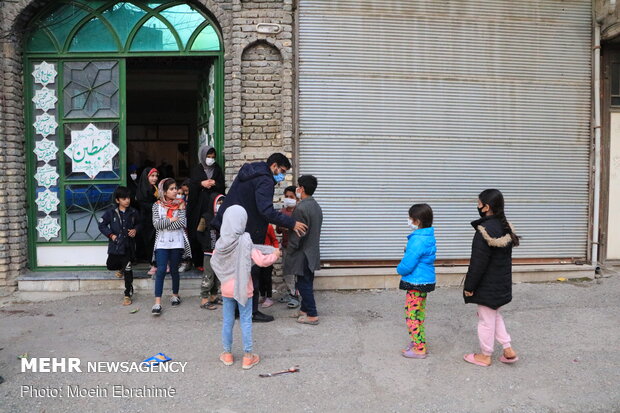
[126,56,213,182]
[126,56,214,269]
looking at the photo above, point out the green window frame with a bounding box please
[24,0,225,270]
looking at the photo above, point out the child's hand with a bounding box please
[464,290,474,297]
[170,217,179,223]
[274,249,282,259]
[128,229,136,238]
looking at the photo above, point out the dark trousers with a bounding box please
[107,253,133,298]
[258,265,274,298]
[123,270,134,297]
[154,248,183,297]
[296,260,317,317]
[251,265,260,313]
[200,254,220,298]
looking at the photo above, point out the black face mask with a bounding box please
[477,206,486,217]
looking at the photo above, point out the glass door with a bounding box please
[28,58,126,267]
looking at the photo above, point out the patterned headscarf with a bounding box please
[157,177,184,218]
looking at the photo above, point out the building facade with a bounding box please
[0,0,615,293]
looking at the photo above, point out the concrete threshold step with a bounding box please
[18,270,203,293]
[16,264,595,293]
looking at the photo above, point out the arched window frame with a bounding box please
[25,0,223,55]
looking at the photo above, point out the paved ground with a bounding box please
[0,275,619,413]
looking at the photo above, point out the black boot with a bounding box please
[252,311,274,323]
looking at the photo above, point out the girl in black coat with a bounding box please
[188,145,225,268]
[136,167,159,275]
[463,189,520,367]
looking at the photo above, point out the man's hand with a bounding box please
[128,229,136,238]
[293,221,308,237]
[464,290,474,297]
[111,234,118,241]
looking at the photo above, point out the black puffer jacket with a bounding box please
[211,161,296,244]
[463,216,514,309]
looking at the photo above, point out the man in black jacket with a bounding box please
[212,153,308,322]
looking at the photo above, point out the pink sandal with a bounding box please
[499,354,519,364]
[463,353,490,367]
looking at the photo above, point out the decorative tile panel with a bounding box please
[32,87,58,112]
[64,123,119,179]
[33,113,58,138]
[36,216,61,241]
[33,138,59,163]
[32,61,57,86]
[35,189,60,214]
[34,164,59,189]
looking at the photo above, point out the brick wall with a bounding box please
[0,0,296,293]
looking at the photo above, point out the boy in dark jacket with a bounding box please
[98,186,140,306]
[283,175,323,325]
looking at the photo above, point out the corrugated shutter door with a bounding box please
[298,0,592,260]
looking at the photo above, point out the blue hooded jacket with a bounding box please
[396,227,437,291]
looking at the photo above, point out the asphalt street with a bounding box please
[0,275,619,413]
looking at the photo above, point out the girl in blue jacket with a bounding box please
[396,203,437,359]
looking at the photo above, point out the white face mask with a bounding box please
[295,189,302,199]
[130,173,137,181]
[407,219,418,231]
[283,198,297,208]
[206,158,216,166]
[176,194,183,199]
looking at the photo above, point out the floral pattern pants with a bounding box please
[405,290,427,353]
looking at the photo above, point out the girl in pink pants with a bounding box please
[462,189,520,367]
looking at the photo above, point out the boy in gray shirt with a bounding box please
[283,175,323,325]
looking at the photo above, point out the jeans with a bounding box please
[154,248,183,297]
[222,297,253,353]
[296,260,317,317]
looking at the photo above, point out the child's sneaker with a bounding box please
[219,352,234,366]
[123,296,132,306]
[170,296,181,306]
[402,349,427,359]
[261,298,274,308]
[242,353,260,370]
[151,304,162,316]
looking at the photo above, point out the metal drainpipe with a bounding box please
[592,21,601,269]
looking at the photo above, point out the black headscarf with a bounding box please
[136,167,158,203]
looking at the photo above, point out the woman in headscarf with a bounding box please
[211,205,280,369]
[136,167,159,275]
[188,145,225,269]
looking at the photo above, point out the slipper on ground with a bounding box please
[463,353,490,367]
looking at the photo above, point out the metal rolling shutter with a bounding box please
[298,0,592,261]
